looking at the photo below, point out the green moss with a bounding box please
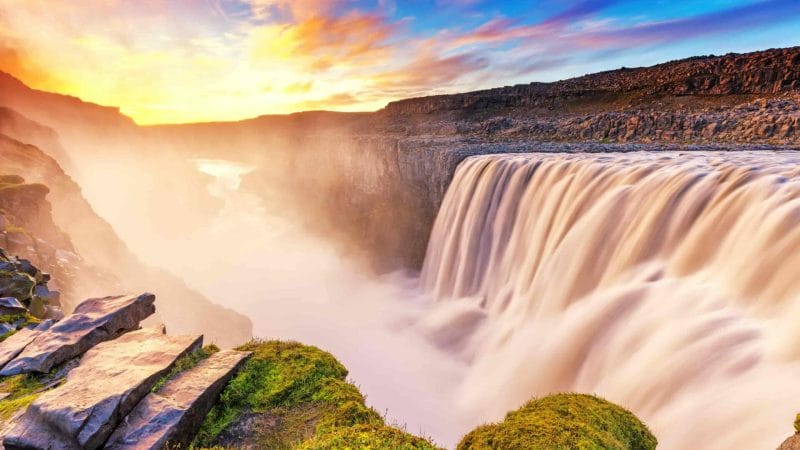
[297,424,437,450]
[794,413,800,434]
[0,374,45,420]
[151,344,220,393]
[194,340,437,449]
[0,313,39,342]
[0,312,37,326]
[458,393,656,450]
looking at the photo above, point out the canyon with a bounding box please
[0,46,798,448]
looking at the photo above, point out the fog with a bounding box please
[77,155,472,447]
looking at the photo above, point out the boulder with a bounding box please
[0,319,54,369]
[0,293,155,376]
[0,271,34,302]
[0,297,26,315]
[3,328,203,450]
[0,322,14,336]
[33,284,60,306]
[105,350,252,449]
[28,295,47,319]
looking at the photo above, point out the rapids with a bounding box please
[421,151,800,449]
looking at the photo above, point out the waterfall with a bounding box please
[421,151,800,449]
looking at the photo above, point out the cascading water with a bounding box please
[420,151,800,449]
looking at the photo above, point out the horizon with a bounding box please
[1,0,799,125]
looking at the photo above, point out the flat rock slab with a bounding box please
[0,297,27,316]
[0,293,155,376]
[105,350,251,449]
[0,319,54,369]
[3,328,202,450]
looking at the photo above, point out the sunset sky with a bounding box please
[1,0,799,124]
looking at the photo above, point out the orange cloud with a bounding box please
[370,51,489,95]
[283,81,314,94]
[250,10,396,73]
[0,44,63,92]
[297,92,359,110]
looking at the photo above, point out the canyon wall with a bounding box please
[0,47,799,276]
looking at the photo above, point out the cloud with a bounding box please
[249,10,397,73]
[0,0,798,123]
[577,0,800,48]
[283,80,314,94]
[370,52,489,95]
[0,42,62,91]
[297,92,360,110]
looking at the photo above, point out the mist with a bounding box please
[69,150,474,447]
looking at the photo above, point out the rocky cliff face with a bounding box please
[385,47,800,115]
[0,131,251,346]
[1,47,799,275]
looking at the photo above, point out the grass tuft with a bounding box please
[0,374,45,420]
[151,344,220,393]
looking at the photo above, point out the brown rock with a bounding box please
[105,349,252,449]
[779,434,800,450]
[2,328,202,450]
[0,293,155,376]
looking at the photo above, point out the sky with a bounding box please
[1,0,799,125]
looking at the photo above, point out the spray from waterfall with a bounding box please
[421,151,800,449]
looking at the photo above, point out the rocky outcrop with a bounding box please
[0,132,252,345]
[105,349,251,449]
[3,328,202,449]
[0,319,54,368]
[0,297,26,316]
[385,47,800,116]
[0,293,155,375]
[0,248,62,319]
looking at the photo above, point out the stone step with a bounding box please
[104,349,252,449]
[0,319,54,369]
[3,328,202,450]
[0,293,156,376]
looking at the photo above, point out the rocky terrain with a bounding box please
[382,47,800,144]
[0,262,655,448]
[0,40,797,450]
[0,258,435,449]
[0,132,251,346]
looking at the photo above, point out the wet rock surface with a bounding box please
[0,293,155,376]
[3,328,203,450]
[105,349,251,449]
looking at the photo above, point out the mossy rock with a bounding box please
[297,423,438,450]
[457,393,657,450]
[0,374,45,421]
[195,340,437,449]
[0,270,35,302]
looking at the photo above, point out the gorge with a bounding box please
[0,45,799,448]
